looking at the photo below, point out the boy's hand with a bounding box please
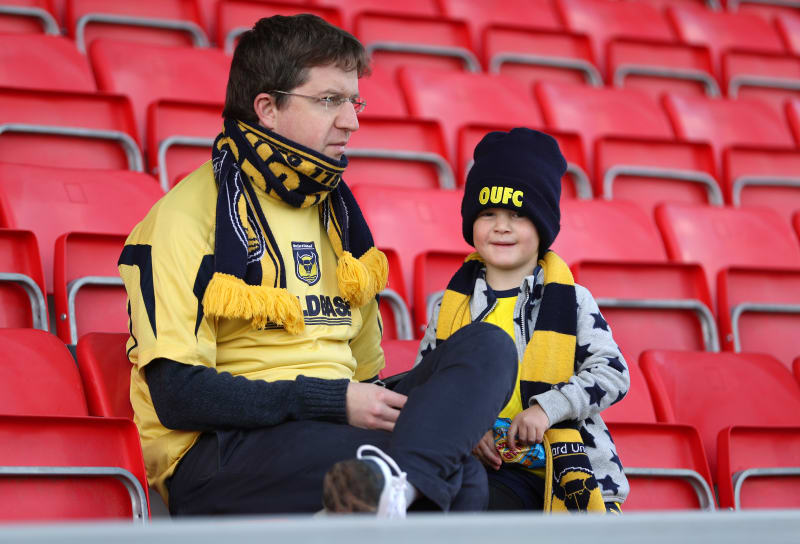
[508,404,550,450]
[472,429,501,470]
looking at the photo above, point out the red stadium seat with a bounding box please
[717,267,800,367]
[413,250,469,335]
[0,229,47,330]
[346,116,454,190]
[558,0,718,97]
[0,0,59,34]
[717,426,800,510]
[663,93,796,172]
[667,5,787,76]
[89,39,230,145]
[380,338,419,378]
[53,232,129,345]
[75,332,134,419]
[795,356,800,384]
[728,0,800,23]
[217,0,343,54]
[794,211,800,243]
[641,350,800,478]
[378,247,413,340]
[400,68,543,164]
[655,203,800,304]
[722,147,800,225]
[601,361,658,424]
[0,87,143,172]
[0,328,86,416]
[66,0,209,54]
[786,99,800,145]
[723,51,800,117]
[606,422,715,510]
[352,185,471,329]
[316,0,439,32]
[358,65,407,118]
[147,99,221,191]
[776,12,800,57]
[457,124,591,198]
[0,163,163,293]
[0,414,149,522]
[572,261,717,364]
[483,26,601,89]
[553,199,668,265]
[0,34,96,92]
[354,13,480,75]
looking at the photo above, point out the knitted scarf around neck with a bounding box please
[435,251,606,513]
[203,119,387,335]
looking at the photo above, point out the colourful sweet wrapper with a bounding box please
[493,417,546,468]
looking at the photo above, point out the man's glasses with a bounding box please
[269,90,367,114]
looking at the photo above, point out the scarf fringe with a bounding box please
[336,247,388,308]
[202,273,305,335]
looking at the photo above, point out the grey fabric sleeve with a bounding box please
[532,284,630,425]
[145,358,349,431]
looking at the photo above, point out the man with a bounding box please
[119,14,516,517]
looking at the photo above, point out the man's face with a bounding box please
[258,64,360,160]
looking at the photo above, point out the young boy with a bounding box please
[414,128,629,513]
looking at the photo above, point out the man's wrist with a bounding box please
[296,376,349,422]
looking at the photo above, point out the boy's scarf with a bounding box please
[204,119,387,334]
[435,251,606,513]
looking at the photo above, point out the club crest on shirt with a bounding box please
[292,241,320,286]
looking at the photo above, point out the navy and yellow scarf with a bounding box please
[436,251,605,513]
[203,119,387,334]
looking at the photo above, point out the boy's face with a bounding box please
[473,207,540,281]
[254,64,360,160]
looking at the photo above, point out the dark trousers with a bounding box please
[168,322,517,515]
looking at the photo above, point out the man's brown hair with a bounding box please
[223,14,370,122]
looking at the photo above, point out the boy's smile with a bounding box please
[473,207,540,290]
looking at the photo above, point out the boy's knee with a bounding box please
[453,322,517,379]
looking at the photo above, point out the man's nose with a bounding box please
[335,101,359,131]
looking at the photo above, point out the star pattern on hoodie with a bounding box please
[597,475,619,495]
[575,342,593,364]
[606,356,625,374]
[591,312,609,331]
[584,383,606,406]
[609,452,623,471]
[579,426,596,448]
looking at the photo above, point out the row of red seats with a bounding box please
[0,161,798,371]
[2,0,799,113]
[1,326,797,518]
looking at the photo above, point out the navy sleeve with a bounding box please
[145,358,349,431]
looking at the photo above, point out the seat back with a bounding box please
[0,228,47,329]
[75,332,134,419]
[400,68,543,161]
[0,163,163,293]
[146,99,221,191]
[0,34,95,92]
[723,51,800,118]
[0,328,87,416]
[0,87,142,171]
[787,99,800,146]
[357,65,407,117]
[0,0,59,35]
[89,39,230,144]
[664,94,796,172]
[0,415,149,522]
[536,81,674,173]
[380,339,419,378]
[717,425,800,510]
[572,261,715,364]
[216,0,343,53]
[353,185,471,317]
[640,350,800,476]
[717,267,800,368]
[413,250,469,335]
[606,422,715,510]
[316,0,439,31]
[777,12,800,57]
[655,203,800,305]
[66,0,208,53]
[53,232,129,345]
[355,13,478,75]
[552,199,668,265]
[346,116,453,190]
[378,246,412,340]
[600,361,657,424]
[722,147,800,225]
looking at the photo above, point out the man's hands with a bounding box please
[473,430,501,470]
[507,404,550,450]
[346,382,407,432]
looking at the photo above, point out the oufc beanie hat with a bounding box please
[461,127,567,253]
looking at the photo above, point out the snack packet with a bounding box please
[492,417,545,468]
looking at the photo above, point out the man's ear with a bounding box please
[253,92,278,130]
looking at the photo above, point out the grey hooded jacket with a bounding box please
[414,265,630,504]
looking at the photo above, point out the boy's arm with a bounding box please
[530,284,630,425]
